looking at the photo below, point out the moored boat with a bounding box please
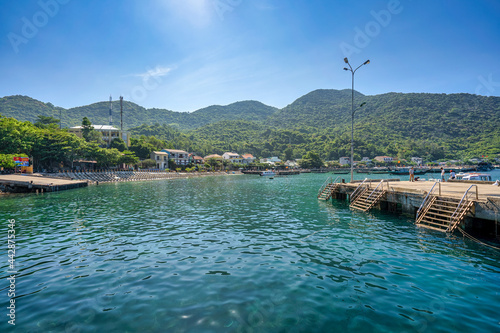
[455,173,492,181]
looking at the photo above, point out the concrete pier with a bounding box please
[331,179,500,237]
[0,174,88,193]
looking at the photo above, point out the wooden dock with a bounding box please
[318,177,500,237]
[0,174,88,193]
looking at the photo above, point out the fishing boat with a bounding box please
[260,170,276,177]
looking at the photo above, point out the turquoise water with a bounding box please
[1,173,499,332]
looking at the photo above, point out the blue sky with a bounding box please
[1,0,500,112]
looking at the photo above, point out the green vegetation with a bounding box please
[0,115,139,171]
[1,89,499,166]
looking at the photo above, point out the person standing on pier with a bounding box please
[409,167,415,182]
[441,167,445,182]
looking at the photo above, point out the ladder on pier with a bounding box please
[350,180,386,212]
[416,184,477,233]
[317,176,340,201]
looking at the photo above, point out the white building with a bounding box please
[374,156,394,163]
[411,157,423,165]
[161,149,190,166]
[150,151,169,169]
[260,157,281,165]
[339,157,350,165]
[68,125,130,146]
[222,152,244,164]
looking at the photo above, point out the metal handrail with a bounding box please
[448,185,478,231]
[367,180,385,201]
[350,178,368,202]
[317,176,340,196]
[318,176,333,196]
[416,182,439,219]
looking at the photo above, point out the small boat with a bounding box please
[389,168,429,175]
[260,170,276,177]
[455,173,492,181]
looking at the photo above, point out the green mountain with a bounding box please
[1,90,499,161]
[0,96,278,130]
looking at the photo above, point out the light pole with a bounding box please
[343,57,369,182]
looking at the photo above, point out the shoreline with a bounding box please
[0,171,243,195]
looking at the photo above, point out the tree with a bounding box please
[110,138,127,152]
[81,117,95,142]
[0,154,17,170]
[129,141,155,159]
[299,151,324,169]
[34,115,60,129]
[119,150,139,165]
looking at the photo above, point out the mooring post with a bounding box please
[439,182,441,196]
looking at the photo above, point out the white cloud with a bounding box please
[132,66,173,78]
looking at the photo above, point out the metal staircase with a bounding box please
[349,180,387,212]
[317,176,340,201]
[416,184,477,233]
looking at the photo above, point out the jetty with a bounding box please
[318,177,500,238]
[0,174,88,193]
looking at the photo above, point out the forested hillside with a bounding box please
[0,96,278,130]
[1,90,499,161]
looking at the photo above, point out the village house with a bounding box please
[241,154,256,165]
[260,157,281,165]
[339,157,350,165]
[150,151,169,170]
[161,149,190,166]
[374,156,394,163]
[222,152,244,164]
[190,155,204,165]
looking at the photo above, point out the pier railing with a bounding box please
[350,178,369,203]
[367,180,385,201]
[416,182,440,221]
[317,176,340,197]
[447,185,478,232]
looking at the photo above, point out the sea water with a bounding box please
[0,173,499,332]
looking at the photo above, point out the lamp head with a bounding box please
[344,57,349,63]
[343,67,349,71]
[364,60,370,65]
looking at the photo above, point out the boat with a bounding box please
[455,173,492,181]
[260,170,276,177]
[389,168,429,175]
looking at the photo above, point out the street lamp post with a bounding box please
[343,58,370,182]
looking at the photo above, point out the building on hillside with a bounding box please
[339,157,350,165]
[411,157,423,165]
[361,157,371,162]
[68,125,130,146]
[150,151,169,169]
[190,155,204,165]
[241,154,256,165]
[374,156,394,163]
[285,160,298,168]
[260,157,281,165]
[161,149,190,166]
[222,152,244,164]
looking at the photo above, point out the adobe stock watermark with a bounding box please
[340,0,404,57]
[212,0,243,21]
[475,73,500,96]
[7,0,71,54]
[6,219,17,326]
[122,66,172,104]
